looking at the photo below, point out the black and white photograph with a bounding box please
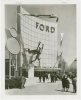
[1,0,81,100]
[4,4,77,95]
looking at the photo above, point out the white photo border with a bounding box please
[0,0,81,100]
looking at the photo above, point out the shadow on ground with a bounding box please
[56,89,76,94]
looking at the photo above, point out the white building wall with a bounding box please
[20,7,58,68]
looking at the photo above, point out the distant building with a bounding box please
[70,58,77,73]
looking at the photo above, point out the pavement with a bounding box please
[5,80,76,95]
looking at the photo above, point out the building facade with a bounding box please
[5,6,59,78]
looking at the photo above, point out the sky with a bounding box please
[5,4,76,66]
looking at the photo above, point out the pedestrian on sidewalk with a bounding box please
[65,76,70,92]
[43,72,45,82]
[39,72,41,82]
[72,75,77,93]
[54,72,57,83]
[48,73,50,81]
[50,72,53,83]
[21,76,26,88]
[62,74,66,91]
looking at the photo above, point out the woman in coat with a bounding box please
[65,76,70,92]
[62,75,66,91]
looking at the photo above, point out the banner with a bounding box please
[20,7,58,67]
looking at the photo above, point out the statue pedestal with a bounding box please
[28,64,34,78]
[24,64,39,86]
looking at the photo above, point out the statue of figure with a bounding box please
[27,41,44,63]
[25,41,44,78]
[22,41,44,70]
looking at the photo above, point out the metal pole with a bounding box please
[9,53,11,79]
[17,6,21,77]
[60,33,64,74]
[20,49,23,77]
[15,54,18,77]
[16,55,17,71]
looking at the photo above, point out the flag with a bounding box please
[60,33,64,46]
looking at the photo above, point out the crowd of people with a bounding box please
[62,73,77,93]
[38,71,77,93]
[38,72,58,83]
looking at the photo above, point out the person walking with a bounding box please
[48,73,50,82]
[54,73,57,83]
[50,72,53,83]
[39,72,41,82]
[43,72,45,82]
[21,76,26,88]
[62,74,70,92]
[62,74,66,91]
[72,75,77,93]
[65,76,70,92]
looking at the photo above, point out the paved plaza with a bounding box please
[5,80,76,95]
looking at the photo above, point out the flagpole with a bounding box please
[60,33,64,73]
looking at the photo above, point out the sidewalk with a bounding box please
[5,80,76,95]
